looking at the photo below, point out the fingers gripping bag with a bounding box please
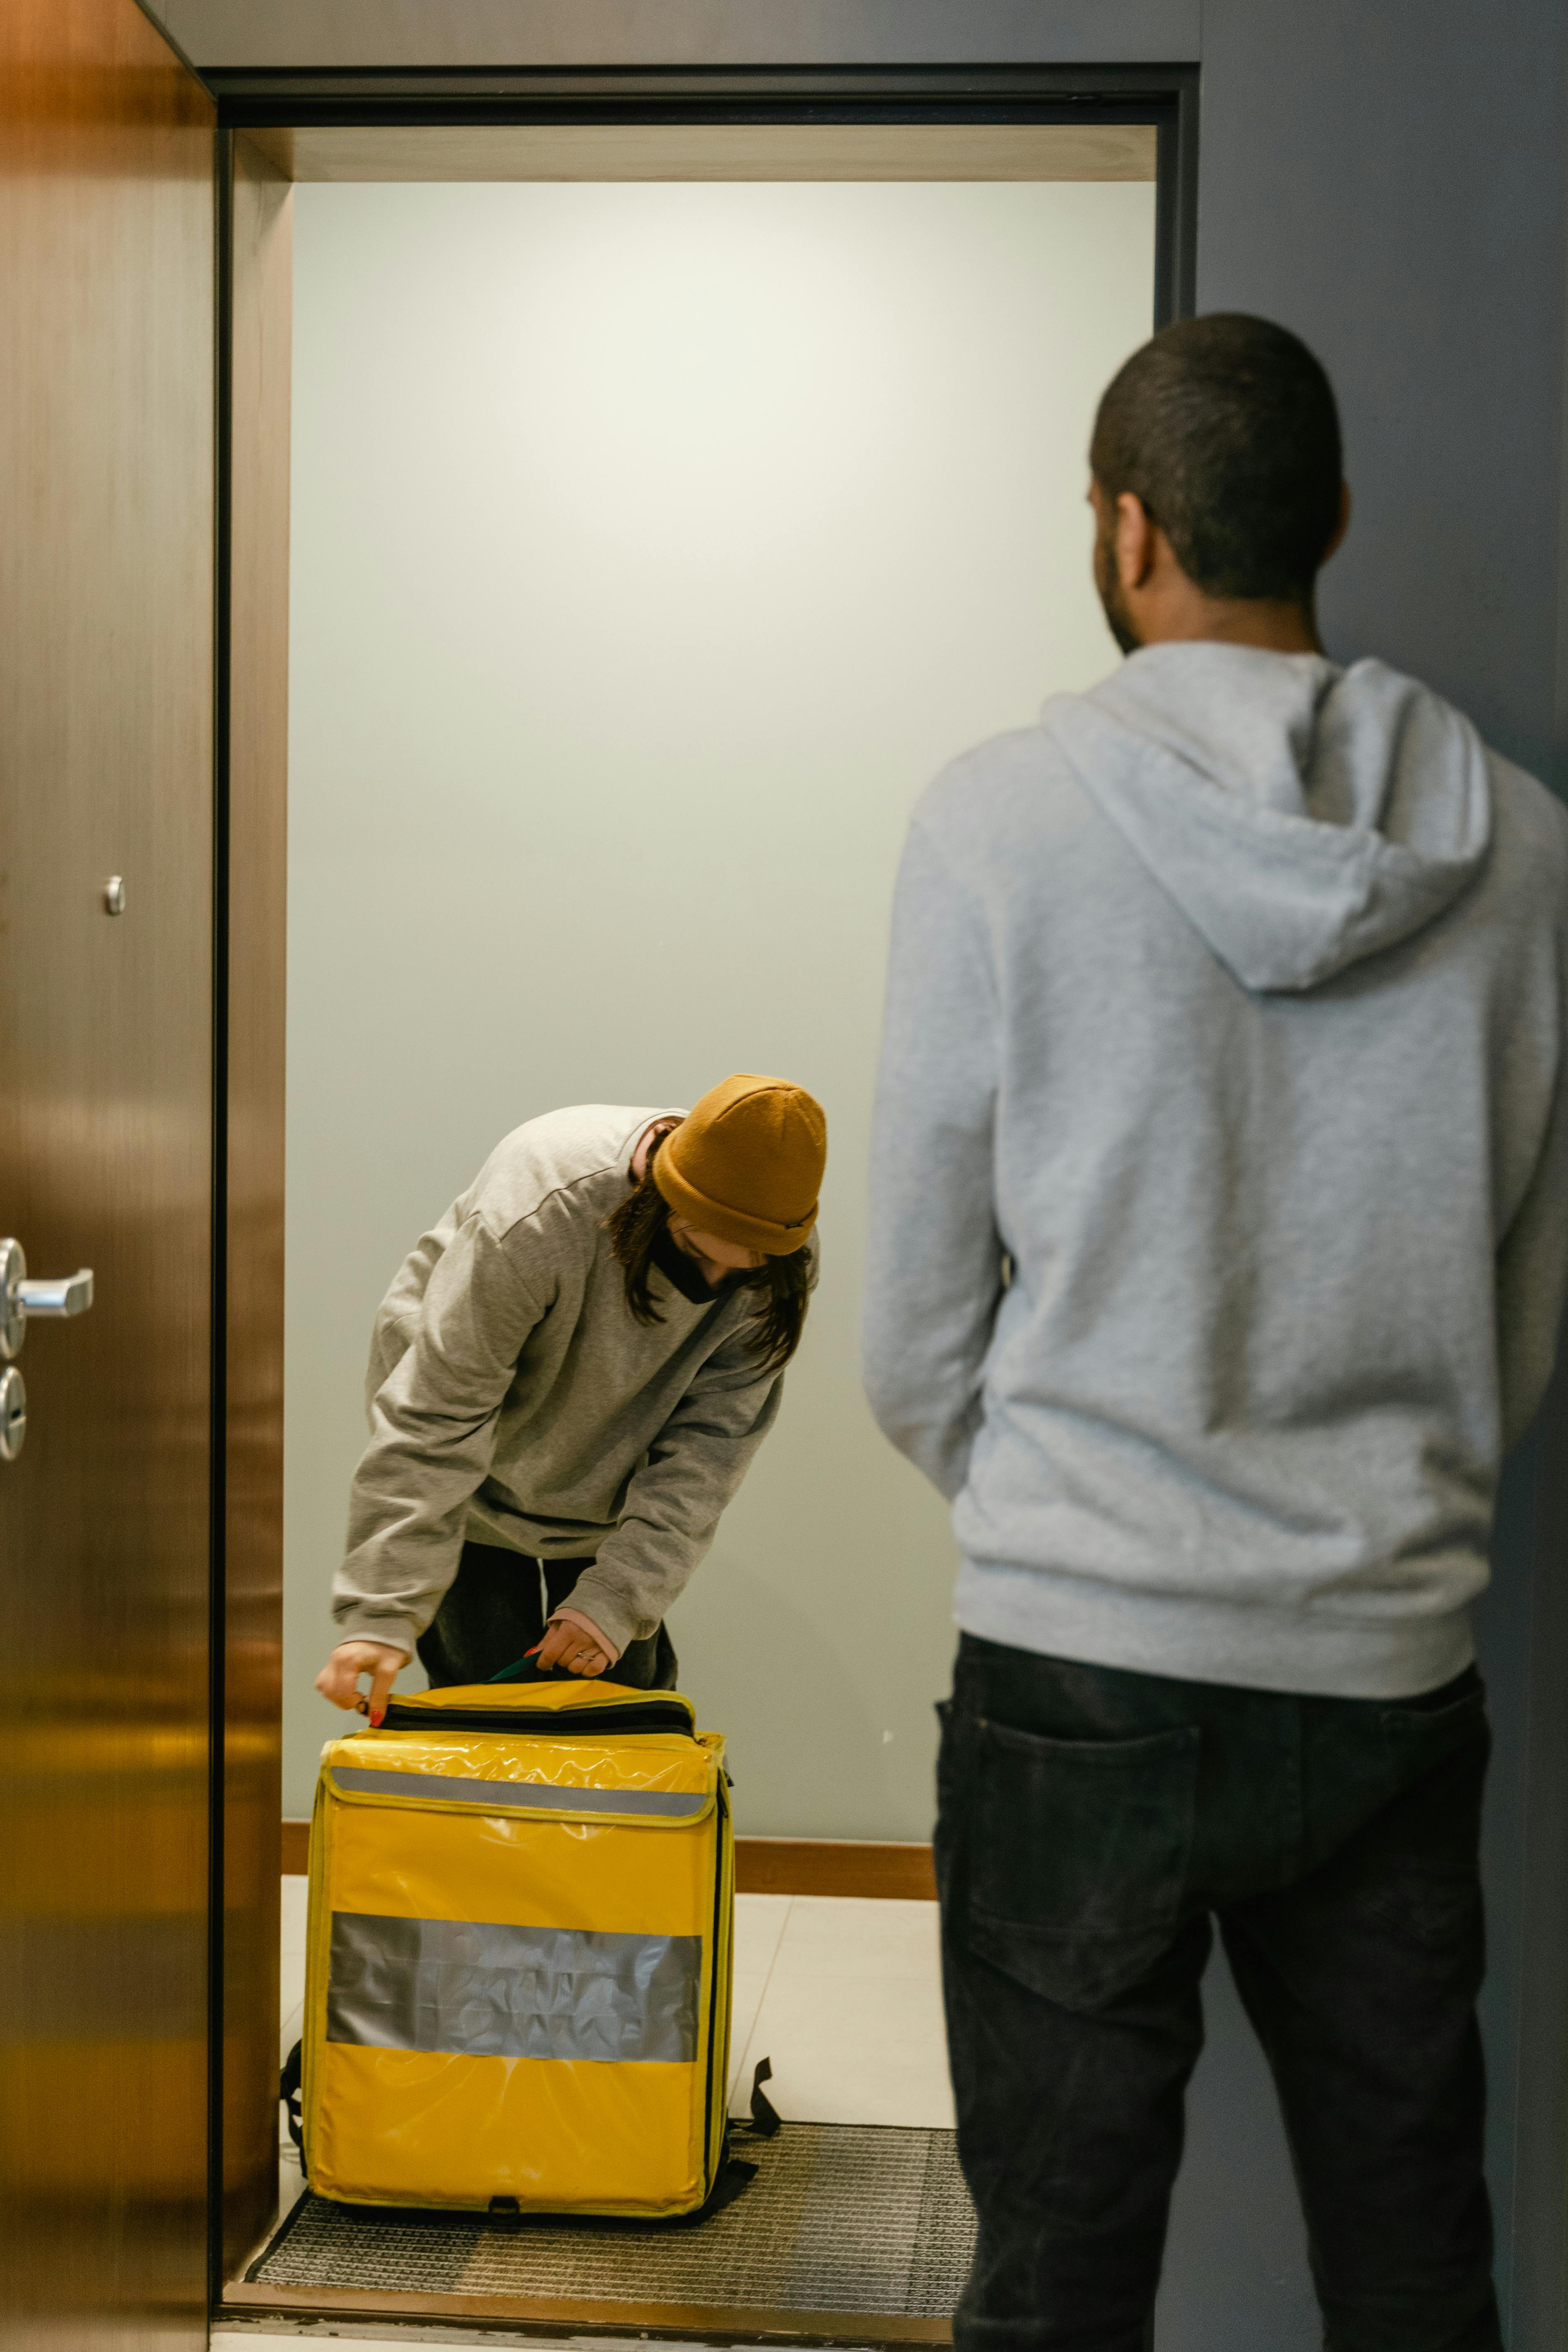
[292,1677,735,2217]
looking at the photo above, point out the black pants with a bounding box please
[937,1634,1498,2352]
[416,1540,679,1691]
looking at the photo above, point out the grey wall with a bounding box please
[280,178,1156,1840]
[149,0,1202,70]
[1193,11,1568,2343]
[1199,1,1568,785]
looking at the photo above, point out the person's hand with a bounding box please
[532,1617,615,1677]
[316,1640,409,1725]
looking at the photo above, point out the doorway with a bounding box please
[279,168,1157,1846]
[218,105,1180,2341]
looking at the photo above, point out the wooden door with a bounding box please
[0,2,216,2342]
[219,129,292,2283]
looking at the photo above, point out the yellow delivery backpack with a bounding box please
[290,1676,735,2217]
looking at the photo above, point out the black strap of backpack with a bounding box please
[279,2039,306,2173]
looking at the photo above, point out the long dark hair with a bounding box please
[603,1129,811,1375]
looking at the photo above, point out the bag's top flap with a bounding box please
[380,1679,697,1738]
[321,1707,720,1828]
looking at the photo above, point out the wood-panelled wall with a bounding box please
[220,129,292,2279]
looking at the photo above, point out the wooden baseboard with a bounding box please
[223,2278,951,2343]
[735,1837,936,1900]
[281,1819,935,1899]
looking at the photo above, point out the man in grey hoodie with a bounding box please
[864,314,1568,2352]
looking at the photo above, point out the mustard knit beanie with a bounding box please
[653,1074,826,1256]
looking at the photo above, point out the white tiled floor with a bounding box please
[275,1874,312,2224]
[278,1871,309,2058]
[727,1893,953,2129]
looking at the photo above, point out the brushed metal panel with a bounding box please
[250,120,1158,184]
[142,0,1203,73]
[0,1,216,2344]
[220,130,292,2281]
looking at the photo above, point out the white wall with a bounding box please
[284,177,1155,1831]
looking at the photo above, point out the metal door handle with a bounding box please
[18,1269,94,1317]
[0,1239,95,1364]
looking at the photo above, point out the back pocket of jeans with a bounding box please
[962,1716,1199,2012]
[1368,1684,1489,1948]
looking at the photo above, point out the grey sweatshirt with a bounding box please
[334,1104,791,1662]
[864,644,1568,1699]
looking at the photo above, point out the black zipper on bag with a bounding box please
[701,1772,730,2192]
[378,1698,695,1738]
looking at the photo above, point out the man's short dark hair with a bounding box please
[1089,314,1343,603]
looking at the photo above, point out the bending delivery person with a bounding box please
[317,1075,826,1723]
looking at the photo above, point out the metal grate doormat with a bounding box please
[248,2124,975,2318]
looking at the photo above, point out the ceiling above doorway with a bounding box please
[243,118,1158,183]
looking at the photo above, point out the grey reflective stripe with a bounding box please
[326,1911,701,2064]
[331,1765,706,1817]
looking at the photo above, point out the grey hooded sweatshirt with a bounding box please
[864,644,1568,1699]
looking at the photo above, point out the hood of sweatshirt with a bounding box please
[1042,643,1493,992]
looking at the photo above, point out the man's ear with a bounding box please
[1323,480,1352,564]
[1115,492,1157,590]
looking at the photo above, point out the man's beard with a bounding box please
[1094,519,1143,655]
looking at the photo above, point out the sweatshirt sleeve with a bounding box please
[862,814,1004,1499]
[1496,948,1568,1454]
[559,1325,787,1654]
[332,1216,545,1658]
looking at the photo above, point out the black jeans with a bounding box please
[937,1634,1497,2352]
[416,1540,679,1691]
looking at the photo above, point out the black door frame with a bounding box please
[208,59,1197,2320]
[212,63,1198,327]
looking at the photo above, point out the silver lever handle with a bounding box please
[0,1239,95,1362]
[18,1270,94,1318]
